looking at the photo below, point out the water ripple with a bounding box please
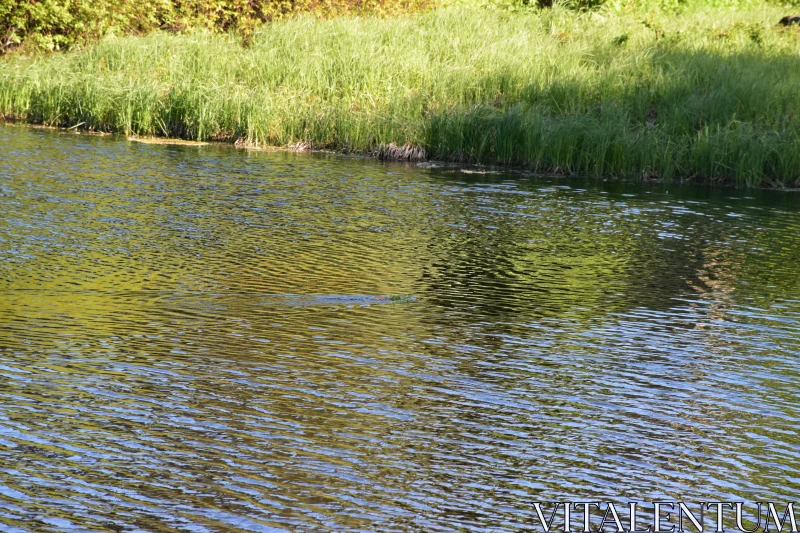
[1,126,799,532]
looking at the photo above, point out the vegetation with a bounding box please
[0,0,433,53]
[1,2,799,186]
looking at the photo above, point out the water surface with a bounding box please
[1,125,799,532]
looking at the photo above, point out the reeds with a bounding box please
[1,4,798,186]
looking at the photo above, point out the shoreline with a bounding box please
[7,119,800,193]
[2,8,798,189]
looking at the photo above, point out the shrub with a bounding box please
[0,0,434,53]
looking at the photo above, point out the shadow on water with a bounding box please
[1,125,800,531]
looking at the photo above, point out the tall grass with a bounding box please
[1,5,799,186]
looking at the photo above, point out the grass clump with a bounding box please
[1,4,799,186]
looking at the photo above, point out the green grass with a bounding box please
[1,4,799,186]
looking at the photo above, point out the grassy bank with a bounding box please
[1,5,799,186]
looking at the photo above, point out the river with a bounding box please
[1,125,799,532]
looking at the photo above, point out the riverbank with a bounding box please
[1,5,799,187]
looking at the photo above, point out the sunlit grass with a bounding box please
[1,4,798,186]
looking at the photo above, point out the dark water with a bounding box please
[1,125,799,532]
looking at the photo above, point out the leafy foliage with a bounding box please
[0,0,434,52]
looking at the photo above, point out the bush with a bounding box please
[0,0,434,53]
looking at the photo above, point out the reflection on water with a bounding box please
[1,125,799,532]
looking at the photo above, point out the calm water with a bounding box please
[1,125,799,532]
